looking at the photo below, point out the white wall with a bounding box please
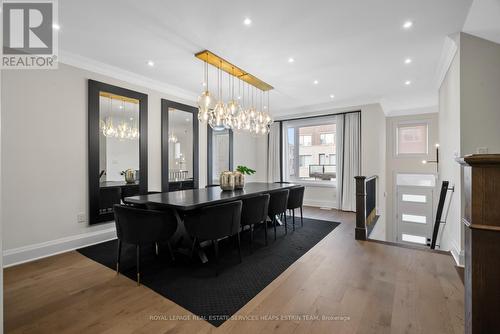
[385,113,439,243]
[1,63,263,266]
[438,50,462,260]
[460,33,500,154]
[361,104,387,240]
[438,33,500,265]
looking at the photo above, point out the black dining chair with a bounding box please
[267,189,290,240]
[113,204,178,285]
[184,200,242,276]
[287,186,305,230]
[241,194,270,251]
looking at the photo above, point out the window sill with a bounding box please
[290,181,337,188]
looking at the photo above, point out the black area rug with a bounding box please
[78,217,339,327]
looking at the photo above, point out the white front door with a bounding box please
[396,186,434,246]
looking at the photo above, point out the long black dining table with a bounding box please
[124,182,299,262]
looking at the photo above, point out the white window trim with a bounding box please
[394,120,430,158]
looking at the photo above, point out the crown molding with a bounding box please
[59,50,198,103]
[273,97,380,119]
[434,34,459,90]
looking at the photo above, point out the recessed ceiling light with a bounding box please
[119,105,124,109]
[288,57,295,63]
[313,80,319,85]
[130,117,133,121]
[403,21,413,29]
[405,80,412,85]
[330,94,335,99]
[404,58,412,64]
[147,60,155,67]
[52,23,60,30]
[243,18,252,26]
[202,82,207,87]
[185,118,190,122]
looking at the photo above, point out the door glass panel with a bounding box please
[168,108,193,181]
[402,213,427,224]
[402,233,427,244]
[396,173,436,187]
[402,194,427,203]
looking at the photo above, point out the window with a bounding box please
[319,153,326,165]
[320,133,334,145]
[396,123,428,155]
[299,135,312,146]
[402,214,427,224]
[402,194,427,203]
[401,233,427,245]
[299,155,312,167]
[283,118,337,185]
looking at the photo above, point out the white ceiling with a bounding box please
[463,0,500,44]
[59,0,473,116]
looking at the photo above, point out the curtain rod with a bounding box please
[275,110,361,123]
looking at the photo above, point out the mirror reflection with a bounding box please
[168,108,193,182]
[98,92,140,214]
[210,129,230,184]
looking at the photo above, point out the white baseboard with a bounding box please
[450,244,465,267]
[3,228,117,268]
[303,199,336,209]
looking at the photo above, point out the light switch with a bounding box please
[477,147,488,154]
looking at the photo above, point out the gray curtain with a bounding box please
[336,112,360,211]
[267,122,281,182]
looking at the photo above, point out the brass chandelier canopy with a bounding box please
[195,50,274,135]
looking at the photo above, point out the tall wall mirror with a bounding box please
[88,80,148,224]
[161,99,199,192]
[207,128,233,185]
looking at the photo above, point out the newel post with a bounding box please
[355,176,367,240]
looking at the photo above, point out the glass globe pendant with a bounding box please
[197,58,213,122]
[209,101,227,131]
[197,90,213,118]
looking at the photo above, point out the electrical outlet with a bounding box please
[77,213,86,223]
[477,147,488,154]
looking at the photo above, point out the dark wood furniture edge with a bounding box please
[463,218,500,232]
[456,154,500,166]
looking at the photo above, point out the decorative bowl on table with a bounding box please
[233,171,245,189]
[219,171,235,191]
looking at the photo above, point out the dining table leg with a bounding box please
[171,208,210,264]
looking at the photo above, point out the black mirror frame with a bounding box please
[207,127,233,185]
[161,99,199,192]
[88,80,148,225]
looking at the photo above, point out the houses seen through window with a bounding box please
[283,118,337,185]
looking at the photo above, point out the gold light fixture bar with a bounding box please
[99,91,139,104]
[195,50,274,91]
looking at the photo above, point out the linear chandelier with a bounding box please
[195,50,273,135]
